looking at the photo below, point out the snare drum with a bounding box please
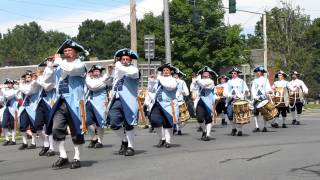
[256,100,278,121]
[233,100,251,124]
[273,87,289,107]
[179,102,190,122]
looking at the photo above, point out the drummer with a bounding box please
[214,75,229,126]
[271,70,290,128]
[225,67,249,136]
[288,71,308,125]
[251,66,273,132]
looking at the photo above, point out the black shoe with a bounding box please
[177,130,182,135]
[39,147,49,156]
[221,119,227,125]
[202,136,211,141]
[52,157,69,169]
[94,142,103,148]
[282,124,287,128]
[173,129,177,135]
[201,132,206,140]
[231,128,237,136]
[237,131,243,136]
[119,141,128,155]
[271,123,279,128]
[70,159,81,169]
[157,140,166,148]
[28,144,36,149]
[19,143,28,150]
[149,127,154,133]
[292,119,297,125]
[2,140,10,146]
[296,121,300,125]
[9,141,16,145]
[88,139,98,148]
[165,142,171,148]
[124,147,135,156]
[262,127,267,132]
[197,126,203,132]
[46,150,56,157]
[252,128,260,132]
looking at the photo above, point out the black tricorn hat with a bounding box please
[218,75,229,82]
[57,39,86,54]
[88,64,106,73]
[228,66,242,74]
[157,63,176,73]
[197,66,218,77]
[290,70,300,77]
[253,66,267,73]
[4,78,14,84]
[275,70,288,78]
[172,68,186,77]
[21,70,33,78]
[114,48,139,61]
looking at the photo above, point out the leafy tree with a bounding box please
[77,19,130,59]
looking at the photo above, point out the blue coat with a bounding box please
[151,81,179,126]
[86,88,107,128]
[111,76,139,125]
[46,58,86,135]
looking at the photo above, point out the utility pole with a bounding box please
[263,13,267,71]
[130,0,137,52]
[163,0,171,64]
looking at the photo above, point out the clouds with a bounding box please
[0,0,163,37]
[0,0,319,37]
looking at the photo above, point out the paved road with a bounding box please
[0,111,320,180]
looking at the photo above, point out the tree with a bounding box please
[169,0,248,79]
[77,19,130,59]
[137,13,165,62]
[253,2,311,70]
[0,22,69,66]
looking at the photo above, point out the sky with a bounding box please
[0,0,320,37]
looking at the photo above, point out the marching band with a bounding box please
[0,39,310,170]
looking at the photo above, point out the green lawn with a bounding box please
[305,103,320,109]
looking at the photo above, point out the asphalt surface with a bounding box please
[0,111,320,180]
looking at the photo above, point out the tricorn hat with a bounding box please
[197,66,218,77]
[114,48,139,61]
[228,66,242,74]
[57,39,87,54]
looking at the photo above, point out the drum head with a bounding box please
[233,100,248,105]
[257,100,269,108]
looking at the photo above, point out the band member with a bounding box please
[173,68,189,135]
[18,70,40,150]
[1,79,19,146]
[108,48,139,156]
[190,74,202,132]
[226,67,249,136]
[46,39,87,169]
[271,70,290,128]
[215,75,229,126]
[149,63,179,147]
[288,71,308,125]
[191,66,217,141]
[85,64,113,149]
[251,66,272,132]
[144,74,157,133]
[35,65,56,156]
